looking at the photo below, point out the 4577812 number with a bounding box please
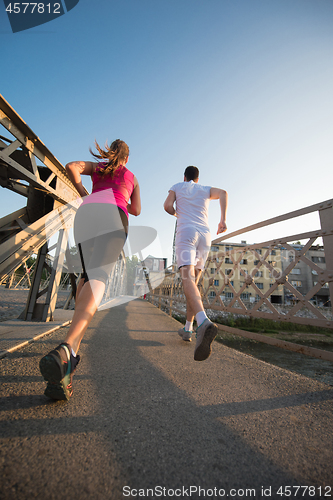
[276,485,332,497]
[5,3,61,14]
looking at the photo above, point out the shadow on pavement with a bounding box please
[0,299,332,499]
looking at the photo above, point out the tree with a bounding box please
[126,255,139,295]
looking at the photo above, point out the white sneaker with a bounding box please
[178,327,193,342]
[194,319,218,361]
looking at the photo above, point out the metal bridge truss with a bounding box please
[0,94,126,321]
[102,252,127,303]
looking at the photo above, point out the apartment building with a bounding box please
[204,241,284,305]
[281,244,329,306]
[202,241,329,307]
[134,255,167,296]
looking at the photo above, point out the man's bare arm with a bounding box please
[164,190,177,216]
[210,187,228,234]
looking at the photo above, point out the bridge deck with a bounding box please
[0,299,332,499]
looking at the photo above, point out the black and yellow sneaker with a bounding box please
[39,343,80,401]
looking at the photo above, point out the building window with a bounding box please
[254,271,263,277]
[291,268,301,275]
[214,280,219,286]
[211,246,219,252]
[254,260,259,265]
[312,256,325,263]
[210,268,215,274]
[312,270,318,275]
[257,283,264,289]
[270,250,276,255]
[240,293,250,300]
[225,268,232,275]
[257,249,262,255]
[209,291,216,297]
[225,246,233,251]
[313,281,328,288]
[225,258,232,264]
[291,280,302,288]
[240,259,248,265]
[225,292,234,298]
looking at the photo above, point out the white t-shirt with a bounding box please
[169,181,211,230]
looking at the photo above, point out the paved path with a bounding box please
[0,299,332,500]
[0,309,73,358]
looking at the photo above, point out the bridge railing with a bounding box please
[146,199,333,361]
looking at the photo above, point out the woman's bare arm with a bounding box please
[65,161,96,198]
[127,176,141,216]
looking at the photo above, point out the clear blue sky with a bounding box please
[1,0,333,265]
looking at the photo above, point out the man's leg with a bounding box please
[178,267,202,341]
[180,265,218,361]
[185,268,202,325]
[180,265,204,318]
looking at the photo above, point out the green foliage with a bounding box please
[228,313,236,327]
[16,255,37,276]
[68,245,78,256]
[215,314,333,335]
[126,255,140,294]
[172,313,186,324]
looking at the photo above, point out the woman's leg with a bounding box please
[76,277,85,301]
[65,278,106,354]
[68,218,127,354]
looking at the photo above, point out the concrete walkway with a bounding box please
[0,309,74,358]
[0,299,332,499]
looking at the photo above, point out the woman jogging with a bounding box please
[39,139,141,400]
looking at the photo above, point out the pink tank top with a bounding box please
[81,163,134,218]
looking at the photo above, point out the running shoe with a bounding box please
[178,327,193,342]
[194,319,218,361]
[39,342,80,400]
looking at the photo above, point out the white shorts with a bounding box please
[175,226,211,270]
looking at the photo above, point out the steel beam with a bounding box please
[0,94,86,321]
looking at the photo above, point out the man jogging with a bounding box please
[164,166,228,361]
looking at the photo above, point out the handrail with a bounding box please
[146,198,333,361]
[213,199,333,244]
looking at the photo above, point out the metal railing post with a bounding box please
[319,201,333,318]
